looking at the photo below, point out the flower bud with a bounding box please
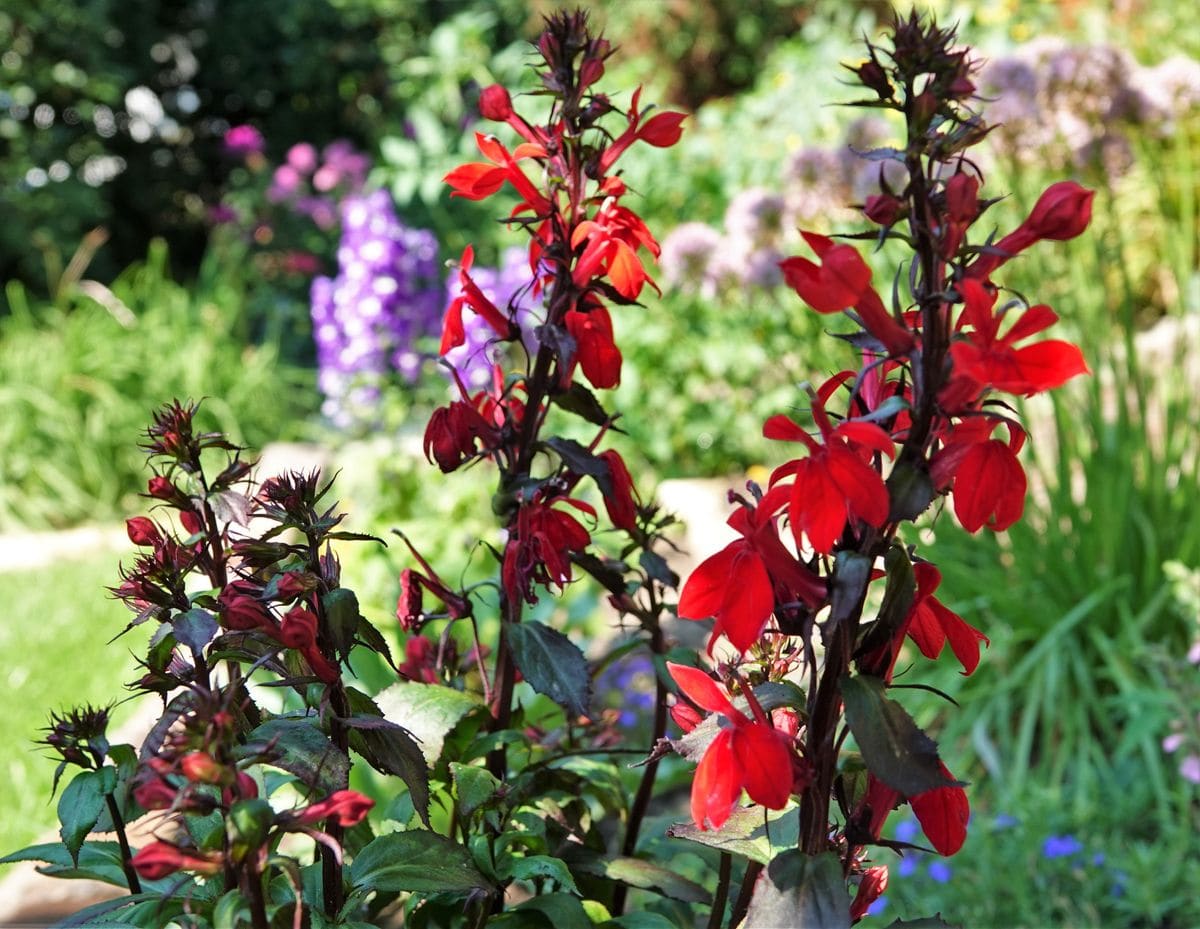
[396,568,423,631]
[479,84,513,121]
[219,593,271,632]
[1022,180,1094,241]
[273,571,313,603]
[849,865,889,922]
[132,841,223,880]
[294,789,375,828]
[180,751,223,785]
[227,798,275,860]
[670,702,703,734]
[126,517,161,547]
[179,509,202,536]
[147,476,175,500]
[864,193,904,226]
[133,774,177,811]
[279,606,319,648]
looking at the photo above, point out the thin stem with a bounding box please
[707,853,733,929]
[105,792,141,895]
[244,863,270,929]
[728,860,763,928]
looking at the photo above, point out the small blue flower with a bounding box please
[1091,852,1106,867]
[867,895,888,916]
[992,813,1019,829]
[896,855,918,877]
[1042,834,1083,859]
[927,860,952,883]
[894,819,919,842]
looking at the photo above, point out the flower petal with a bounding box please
[734,722,794,810]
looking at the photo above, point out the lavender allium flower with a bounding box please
[658,222,722,296]
[223,124,265,156]
[1180,754,1200,784]
[783,147,850,224]
[723,188,786,247]
[1163,732,1185,753]
[1130,55,1200,131]
[442,246,539,390]
[310,189,441,428]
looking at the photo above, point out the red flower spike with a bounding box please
[502,494,596,604]
[911,762,970,856]
[905,563,989,675]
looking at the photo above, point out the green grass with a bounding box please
[0,549,149,855]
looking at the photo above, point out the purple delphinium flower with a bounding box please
[441,246,539,391]
[595,651,656,728]
[223,124,265,156]
[1042,834,1083,859]
[310,189,441,428]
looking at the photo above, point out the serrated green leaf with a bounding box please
[375,681,482,765]
[349,831,493,896]
[506,854,579,894]
[450,762,501,818]
[341,714,431,828]
[322,588,360,661]
[542,436,613,497]
[239,717,348,796]
[506,622,591,718]
[744,850,850,929]
[841,675,956,797]
[58,769,106,866]
[564,847,710,904]
[666,804,799,865]
[552,381,611,426]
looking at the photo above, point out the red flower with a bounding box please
[444,132,549,214]
[440,245,519,355]
[950,278,1088,397]
[765,384,895,555]
[423,393,500,473]
[934,420,1028,534]
[502,494,595,604]
[570,200,661,301]
[668,662,794,830]
[132,841,223,880]
[780,233,914,355]
[126,517,161,547]
[180,751,223,785]
[677,494,825,653]
[910,762,970,856]
[968,181,1094,278]
[597,449,638,532]
[596,87,687,175]
[295,789,375,828]
[850,865,889,923]
[564,303,622,388]
[904,562,989,675]
[218,592,272,632]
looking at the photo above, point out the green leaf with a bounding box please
[239,717,348,796]
[49,892,181,927]
[171,608,218,653]
[506,854,579,894]
[552,381,612,426]
[856,545,917,661]
[375,681,482,765]
[349,831,493,896]
[829,552,873,629]
[506,622,591,718]
[841,675,956,797]
[341,714,431,827]
[212,888,250,929]
[489,893,591,928]
[639,550,679,588]
[743,850,850,929]
[565,847,710,904]
[886,458,935,521]
[666,805,799,865]
[58,769,106,866]
[322,588,361,661]
[450,762,501,818]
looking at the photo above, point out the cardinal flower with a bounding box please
[910,761,970,856]
[502,493,595,604]
[967,181,1094,278]
[950,278,1088,397]
[765,383,895,555]
[564,302,622,388]
[905,562,988,675]
[444,132,550,215]
[596,86,687,175]
[668,662,794,830]
[440,245,520,355]
[932,419,1028,533]
[780,233,914,355]
[677,492,825,653]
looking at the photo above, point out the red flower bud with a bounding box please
[670,702,703,733]
[396,568,423,631]
[598,449,638,532]
[864,193,904,226]
[478,84,513,121]
[1021,180,1094,241]
[147,476,175,500]
[132,841,223,880]
[294,789,374,828]
[126,517,161,547]
[850,865,889,922]
[279,606,319,649]
[220,593,271,632]
[944,173,979,224]
[180,751,223,784]
[133,775,177,811]
[274,571,311,603]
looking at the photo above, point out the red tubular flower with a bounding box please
[564,303,622,389]
[850,866,889,923]
[423,393,499,473]
[295,789,375,828]
[502,494,595,604]
[147,476,176,500]
[444,132,549,213]
[677,495,825,654]
[910,762,970,856]
[440,245,520,355]
[950,278,1088,397]
[780,233,914,355]
[570,200,661,301]
[905,562,988,675]
[765,387,895,555]
[596,86,687,175]
[942,424,1027,533]
[597,449,638,532]
[668,662,794,830]
[132,841,224,880]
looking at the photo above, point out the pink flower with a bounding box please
[223,124,265,156]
